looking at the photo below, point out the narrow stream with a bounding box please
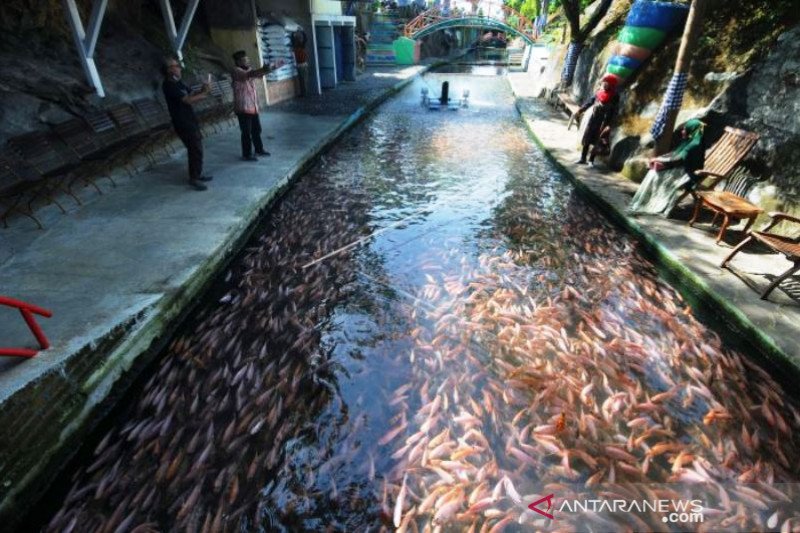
[43,70,800,533]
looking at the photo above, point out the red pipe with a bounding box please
[0,296,53,358]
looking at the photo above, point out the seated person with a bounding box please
[628,119,706,217]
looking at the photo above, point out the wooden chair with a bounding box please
[83,109,124,149]
[721,212,800,301]
[694,127,760,189]
[0,149,49,229]
[688,167,764,243]
[132,98,175,156]
[678,126,759,193]
[675,127,760,207]
[82,110,136,176]
[52,118,117,189]
[108,103,155,165]
[6,131,86,207]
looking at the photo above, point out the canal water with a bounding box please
[43,71,800,532]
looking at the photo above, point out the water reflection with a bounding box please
[44,72,800,533]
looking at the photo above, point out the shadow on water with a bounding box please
[32,73,800,532]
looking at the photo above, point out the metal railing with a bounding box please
[0,296,53,358]
[404,2,538,42]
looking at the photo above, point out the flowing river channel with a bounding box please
[42,70,800,532]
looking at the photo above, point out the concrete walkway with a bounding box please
[0,64,427,522]
[507,74,799,375]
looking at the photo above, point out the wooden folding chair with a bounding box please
[108,103,155,166]
[721,212,800,301]
[132,98,176,156]
[6,131,86,207]
[695,127,760,188]
[0,150,49,229]
[52,118,117,189]
[82,110,135,176]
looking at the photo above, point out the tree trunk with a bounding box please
[558,0,615,87]
[653,0,707,155]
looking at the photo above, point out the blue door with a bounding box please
[334,27,345,83]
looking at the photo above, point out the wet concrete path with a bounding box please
[42,72,800,532]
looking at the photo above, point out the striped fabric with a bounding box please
[650,72,689,139]
[561,42,582,85]
[232,67,259,115]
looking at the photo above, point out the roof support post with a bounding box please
[159,0,202,63]
[62,0,109,97]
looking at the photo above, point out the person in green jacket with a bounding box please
[628,118,706,217]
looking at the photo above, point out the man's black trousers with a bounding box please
[176,127,203,181]
[237,112,264,157]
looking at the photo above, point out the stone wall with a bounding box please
[703,27,800,213]
[541,2,800,217]
[0,2,230,144]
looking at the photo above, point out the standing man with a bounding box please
[232,50,281,161]
[162,57,213,191]
[292,30,309,97]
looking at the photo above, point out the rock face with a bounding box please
[706,26,800,209]
[545,15,800,211]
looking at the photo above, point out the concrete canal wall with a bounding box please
[0,64,439,527]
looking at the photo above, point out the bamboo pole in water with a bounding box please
[653,0,707,155]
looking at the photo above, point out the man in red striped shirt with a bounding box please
[232,51,283,161]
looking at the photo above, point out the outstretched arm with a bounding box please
[236,62,284,79]
[182,85,210,104]
[166,80,209,105]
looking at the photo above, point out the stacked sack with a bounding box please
[605,1,689,86]
[258,18,298,82]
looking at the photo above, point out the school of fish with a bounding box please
[42,75,800,533]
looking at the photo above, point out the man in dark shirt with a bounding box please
[162,57,213,191]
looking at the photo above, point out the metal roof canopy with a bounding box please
[158,0,202,62]
[62,0,201,97]
[62,0,109,97]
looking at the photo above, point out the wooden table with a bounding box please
[689,190,763,243]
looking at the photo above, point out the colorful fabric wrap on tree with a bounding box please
[609,55,642,71]
[625,0,691,31]
[607,64,636,79]
[650,72,689,139]
[618,26,667,50]
[561,41,583,84]
[604,1,689,84]
[613,43,652,62]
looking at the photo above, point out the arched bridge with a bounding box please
[404,3,539,45]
